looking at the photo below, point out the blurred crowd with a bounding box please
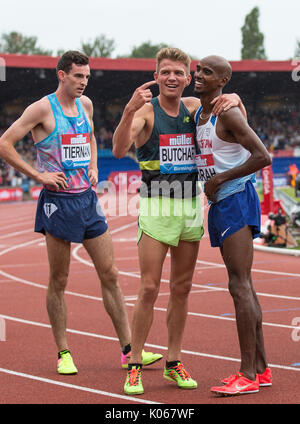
[248,109,300,151]
[1,107,300,187]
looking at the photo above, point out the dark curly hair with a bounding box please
[56,50,89,74]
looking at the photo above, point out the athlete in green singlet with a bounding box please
[113,47,246,395]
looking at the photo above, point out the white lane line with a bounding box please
[1,313,299,374]
[0,269,103,301]
[0,259,300,329]
[109,221,137,235]
[124,289,213,301]
[0,224,299,333]
[0,237,44,257]
[0,228,33,240]
[123,303,299,330]
[0,219,34,231]
[194,258,300,278]
[0,367,160,404]
[72,246,300,302]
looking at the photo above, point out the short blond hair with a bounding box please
[156,47,191,74]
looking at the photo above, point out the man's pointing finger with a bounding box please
[140,80,157,89]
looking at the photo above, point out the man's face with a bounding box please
[58,63,90,98]
[154,59,191,98]
[193,60,223,95]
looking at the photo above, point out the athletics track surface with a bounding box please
[0,194,300,407]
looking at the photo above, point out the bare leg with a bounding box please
[129,233,169,364]
[45,232,71,352]
[167,240,200,361]
[249,276,268,374]
[221,225,268,380]
[83,230,131,348]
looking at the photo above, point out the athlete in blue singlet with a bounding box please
[0,51,162,375]
[193,55,272,396]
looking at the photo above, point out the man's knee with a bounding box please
[170,279,193,299]
[228,276,252,301]
[100,264,119,288]
[49,270,69,292]
[140,277,160,304]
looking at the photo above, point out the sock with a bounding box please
[128,363,142,370]
[166,360,181,369]
[58,349,70,359]
[122,344,131,355]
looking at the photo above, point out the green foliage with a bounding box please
[129,41,168,58]
[80,34,116,58]
[241,7,267,59]
[294,40,300,58]
[0,31,52,55]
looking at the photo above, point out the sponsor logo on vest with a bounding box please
[169,134,193,146]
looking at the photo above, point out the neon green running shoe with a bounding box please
[57,350,78,375]
[121,349,163,369]
[163,362,197,389]
[124,366,144,395]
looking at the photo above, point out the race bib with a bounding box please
[159,133,197,174]
[61,133,91,170]
[195,153,217,182]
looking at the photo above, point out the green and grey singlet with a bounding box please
[136,97,199,199]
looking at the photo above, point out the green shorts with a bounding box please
[138,196,204,246]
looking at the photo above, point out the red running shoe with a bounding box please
[222,368,272,387]
[211,375,259,396]
[221,372,243,385]
[258,368,272,387]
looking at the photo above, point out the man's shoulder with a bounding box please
[79,95,93,108]
[24,96,51,118]
[79,95,93,119]
[217,106,243,124]
[181,96,201,116]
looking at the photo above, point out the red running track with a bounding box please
[0,195,300,406]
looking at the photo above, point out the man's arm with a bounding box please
[0,101,67,190]
[204,107,271,202]
[211,93,247,120]
[187,93,247,121]
[112,80,156,159]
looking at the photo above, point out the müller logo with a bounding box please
[70,134,87,144]
[169,135,193,145]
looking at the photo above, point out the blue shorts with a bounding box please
[208,180,261,247]
[34,187,108,243]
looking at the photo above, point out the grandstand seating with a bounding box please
[271,157,300,175]
[97,149,140,182]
